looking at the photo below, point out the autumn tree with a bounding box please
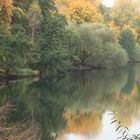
[89,0,102,7]
[58,0,103,24]
[0,0,13,29]
[112,0,139,26]
[107,20,121,36]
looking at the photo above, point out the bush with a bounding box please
[77,23,128,68]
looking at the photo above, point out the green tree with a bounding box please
[119,29,136,61]
[38,0,56,19]
[133,18,140,43]
[40,15,72,75]
[77,23,128,68]
[99,4,112,23]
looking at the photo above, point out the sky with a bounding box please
[102,0,114,7]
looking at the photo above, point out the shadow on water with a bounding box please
[0,64,140,139]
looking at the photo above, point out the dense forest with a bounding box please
[0,0,140,77]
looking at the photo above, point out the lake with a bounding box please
[0,64,140,140]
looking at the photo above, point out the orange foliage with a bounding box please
[63,111,101,135]
[107,20,121,36]
[0,0,13,28]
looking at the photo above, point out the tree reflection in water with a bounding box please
[0,64,140,139]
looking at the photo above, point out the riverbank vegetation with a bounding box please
[0,0,140,76]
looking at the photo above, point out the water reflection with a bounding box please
[0,64,140,140]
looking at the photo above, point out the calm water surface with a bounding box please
[0,64,140,140]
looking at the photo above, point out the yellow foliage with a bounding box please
[113,0,139,26]
[58,0,103,24]
[54,0,62,5]
[92,0,102,7]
